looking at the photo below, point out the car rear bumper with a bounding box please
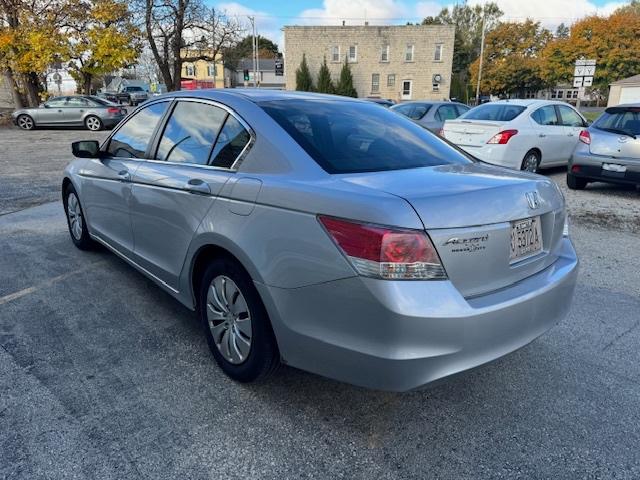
[257,238,578,392]
[459,144,521,169]
[570,149,640,186]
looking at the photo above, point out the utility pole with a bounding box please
[256,30,260,88]
[248,16,257,87]
[475,14,486,106]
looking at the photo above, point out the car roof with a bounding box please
[161,88,365,104]
[393,101,463,106]
[487,99,567,108]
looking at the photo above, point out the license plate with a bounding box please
[510,216,542,262]
[602,163,627,173]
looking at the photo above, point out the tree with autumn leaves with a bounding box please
[468,3,640,99]
[0,0,140,107]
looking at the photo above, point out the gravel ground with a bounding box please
[1,127,639,478]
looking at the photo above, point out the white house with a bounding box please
[608,74,640,106]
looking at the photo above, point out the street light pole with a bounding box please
[248,16,257,87]
[475,14,486,106]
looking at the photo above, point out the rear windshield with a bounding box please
[126,86,144,92]
[594,107,640,136]
[259,99,473,174]
[462,104,526,121]
[88,96,116,106]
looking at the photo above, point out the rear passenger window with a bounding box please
[209,116,251,168]
[436,105,458,121]
[107,101,169,158]
[531,106,559,126]
[558,105,585,127]
[157,101,227,165]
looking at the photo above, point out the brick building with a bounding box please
[283,24,455,101]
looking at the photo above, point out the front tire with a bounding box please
[64,184,94,250]
[521,150,541,173]
[567,172,588,190]
[84,115,103,131]
[198,257,280,383]
[17,114,35,130]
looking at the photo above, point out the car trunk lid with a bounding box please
[340,164,565,297]
[589,128,640,159]
[442,120,504,147]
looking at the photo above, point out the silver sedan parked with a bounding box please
[62,90,578,391]
[13,95,126,131]
[390,100,470,133]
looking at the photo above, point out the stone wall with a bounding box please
[283,24,455,102]
[0,75,15,108]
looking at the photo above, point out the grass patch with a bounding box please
[583,111,602,122]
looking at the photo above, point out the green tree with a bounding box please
[470,20,553,97]
[555,23,570,39]
[295,53,314,91]
[68,0,141,94]
[223,35,279,69]
[334,57,357,97]
[315,56,334,93]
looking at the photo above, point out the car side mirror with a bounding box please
[72,140,101,158]
[40,103,48,108]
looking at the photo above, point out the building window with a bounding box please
[387,74,395,87]
[331,45,340,62]
[405,44,414,62]
[185,64,195,76]
[557,90,564,99]
[371,73,380,93]
[432,83,440,92]
[551,90,557,99]
[571,90,579,99]
[348,45,357,62]
[207,64,216,77]
[402,80,412,99]
[381,45,389,62]
[434,44,443,61]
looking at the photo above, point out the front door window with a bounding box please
[402,81,412,100]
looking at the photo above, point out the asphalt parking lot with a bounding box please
[1,126,639,479]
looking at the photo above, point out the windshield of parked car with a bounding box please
[462,104,526,122]
[259,99,473,173]
[87,96,117,106]
[126,86,144,92]
[593,107,640,137]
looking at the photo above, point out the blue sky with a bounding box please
[214,0,629,46]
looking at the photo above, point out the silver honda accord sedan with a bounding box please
[62,89,578,391]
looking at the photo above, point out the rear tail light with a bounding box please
[318,215,447,280]
[107,107,121,115]
[487,129,518,144]
[579,130,591,144]
[571,165,581,173]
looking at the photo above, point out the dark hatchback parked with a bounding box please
[568,104,640,189]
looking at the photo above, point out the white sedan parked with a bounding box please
[442,100,589,172]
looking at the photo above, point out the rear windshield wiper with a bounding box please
[596,127,637,139]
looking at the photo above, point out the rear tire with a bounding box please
[17,114,35,130]
[198,257,280,383]
[521,150,541,173]
[84,115,102,131]
[567,173,588,190]
[64,184,95,250]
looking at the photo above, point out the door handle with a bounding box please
[117,170,131,182]
[538,133,546,138]
[568,133,574,136]
[185,178,211,195]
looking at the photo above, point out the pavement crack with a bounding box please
[602,319,640,352]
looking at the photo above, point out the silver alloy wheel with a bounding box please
[523,153,539,173]
[17,115,34,130]
[66,192,83,240]
[85,116,101,131]
[206,275,252,364]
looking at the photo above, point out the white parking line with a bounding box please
[0,261,107,305]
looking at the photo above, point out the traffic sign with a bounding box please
[573,77,584,87]
[575,59,596,66]
[275,60,283,76]
[583,76,593,87]
[574,65,596,77]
